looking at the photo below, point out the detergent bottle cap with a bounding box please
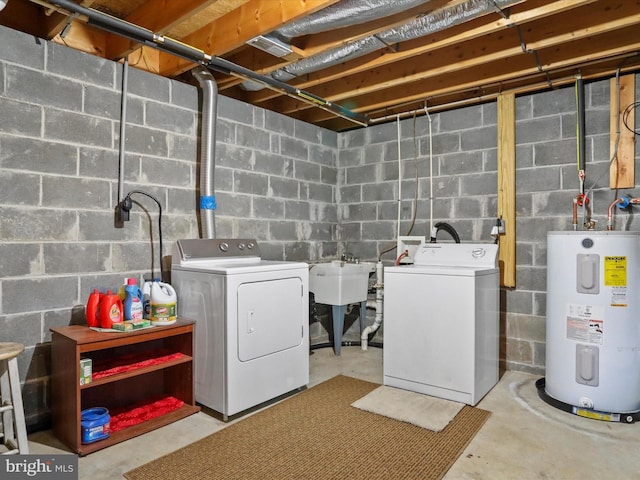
[127,278,137,286]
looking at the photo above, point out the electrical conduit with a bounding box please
[192,68,218,239]
[117,59,129,205]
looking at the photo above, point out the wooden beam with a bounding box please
[497,94,516,288]
[610,74,636,189]
[295,0,454,54]
[212,0,453,90]
[51,21,106,57]
[261,0,640,116]
[127,46,161,75]
[105,0,225,60]
[239,0,597,103]
[0,0,45,37]
[295,25,640,125]
[41,0,96,40]
[158,0,339,77]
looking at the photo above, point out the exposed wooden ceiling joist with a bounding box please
[1,0,638,131]
[257,0,640,118]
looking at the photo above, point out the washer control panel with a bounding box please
[413,242,498,268]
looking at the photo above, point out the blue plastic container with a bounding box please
[81,407,110,444]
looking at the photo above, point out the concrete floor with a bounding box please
[28,346,640,479]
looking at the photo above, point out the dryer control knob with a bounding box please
[238,243,245,250]
[219,242,229,252]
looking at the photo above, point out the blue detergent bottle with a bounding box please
[123,278,144,321]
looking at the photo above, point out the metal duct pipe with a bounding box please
[243,0,520,90]
[273,0,432,40]
[192,68,218,239]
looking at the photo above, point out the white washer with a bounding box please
[171,238,309,419]
[383,243,499,406]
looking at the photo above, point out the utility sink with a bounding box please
[309,261,375,306]
[309,260,376,355]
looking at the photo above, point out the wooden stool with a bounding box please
[0,342,28,455]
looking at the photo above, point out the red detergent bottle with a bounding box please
[99,290,123,329]
[86,289,103,327]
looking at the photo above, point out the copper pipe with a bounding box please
[607,198,624,230]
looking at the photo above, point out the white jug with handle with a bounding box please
[149,280,177,326]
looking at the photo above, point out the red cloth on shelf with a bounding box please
[109,395,185,433]
[92,351,184,380]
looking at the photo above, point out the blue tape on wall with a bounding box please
[200,195,217,210]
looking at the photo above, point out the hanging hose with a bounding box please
[121,190,164,281]
[378,113,421,262]
[395,251,409,266]
[429,222,460,243]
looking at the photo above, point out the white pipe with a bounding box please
[424,106,434,232]
[396,115,402,239]
[361,261,384,350]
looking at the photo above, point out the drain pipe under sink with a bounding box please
[361,261,384,350]
[192,68,218,239]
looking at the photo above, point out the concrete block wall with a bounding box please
[0,25,338,430]
[1,24,638,429]
[339,104,500,261]
[339,75,640,374]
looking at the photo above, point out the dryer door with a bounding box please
[237,277,304,361]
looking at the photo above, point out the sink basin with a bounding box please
[309,261,375,305]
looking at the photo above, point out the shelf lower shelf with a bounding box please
[77,403,200,456]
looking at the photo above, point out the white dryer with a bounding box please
[383,242,499,406]
[171,238,309,419]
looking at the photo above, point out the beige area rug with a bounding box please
[351,385,464,432]
[124,375,490,480]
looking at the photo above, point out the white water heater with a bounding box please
[545,231,640,415]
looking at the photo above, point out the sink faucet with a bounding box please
[341,252,359,264]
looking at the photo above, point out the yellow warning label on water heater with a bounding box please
[604,256,627,287]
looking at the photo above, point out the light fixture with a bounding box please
[246,35,292,58]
